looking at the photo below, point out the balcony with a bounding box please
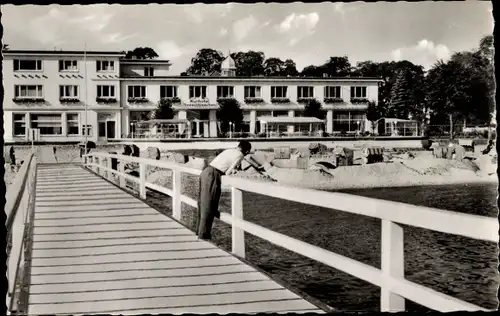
[217,97,238,104]
[271,97,290,104]
[59,97,80,103]
[161,96,181,103]
[96,97,118,104]
[12,97,45,103]
[297,97,316,104]
[128,97,149,103]
[323,97,344,104]
[244,97,265,104]
[350,97,370,104]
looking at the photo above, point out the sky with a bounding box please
[1,2,494,75]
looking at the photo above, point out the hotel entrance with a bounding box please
[97,113,117,141]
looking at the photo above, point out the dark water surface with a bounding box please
[146,152,499,312]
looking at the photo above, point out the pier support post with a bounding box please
[381,220,405,312]
[231,187,245,258]
[139,163,146,199]
[172,169,182,220]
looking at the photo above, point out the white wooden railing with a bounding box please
[5,151,37,314]
[84,152,498,313]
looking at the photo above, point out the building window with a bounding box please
[144,67,154,77]
[82,125,93,136]
[13,114,26,136]
[59,60,78,72]
[128,86,147,98]
[67,114,79,135]
[189,86,207,98]
[351,86,367,98]
[272,110,289,117]
[244,86,261,98]
[13,59,42,71]
[59,85,79,98]
[217,86,234,98]
[271,86,288,98]
[325,86,341,98]
[31,114,62,135]
[160,86,178,98]
[14,85,43,98]
[333,112,366,132]
[96,60,115,72]
[297,86,314,98]
[97,85,116,98]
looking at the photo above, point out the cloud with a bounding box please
[334,3,345,15]
[278,12,319,33]
[183,4,203,24]
[390,39,451,69]
[156,40,190,60]
[233,15,258,42]
[103,32,138,44]
[219,28,228,37]
[277,12,319,46]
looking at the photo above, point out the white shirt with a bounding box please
[209,148,244,174]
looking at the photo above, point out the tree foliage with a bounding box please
[322,56,352,77]
[186,48,225,75]
[153,98,175,120]
[124,47,158,59]
[303,99,326,119]
[231,51,265,76]
[216,98,244,134]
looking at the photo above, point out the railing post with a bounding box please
[100,158,106,177]
[172,169,182,220]
[381,219,405,312]
[231,187,245,258]
[118,160,126,188]
[107,156,113,181]
[139,163,146,199]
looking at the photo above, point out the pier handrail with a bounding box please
[6,151,37,314]
[84,151,498,313]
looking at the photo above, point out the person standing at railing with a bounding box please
[196,140,260,240]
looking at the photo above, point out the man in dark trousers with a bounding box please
[196,140,256,240]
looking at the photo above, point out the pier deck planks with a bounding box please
[28,164,323,315]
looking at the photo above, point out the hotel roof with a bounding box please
[121,75,383,81]
[2,50,126,56]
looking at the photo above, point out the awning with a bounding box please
[258,116,325,124]
[137,119,189,124]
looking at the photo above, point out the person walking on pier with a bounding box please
[196,140,253,240]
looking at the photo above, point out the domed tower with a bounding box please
[221,53,236,77]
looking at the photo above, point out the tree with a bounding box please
[425,59,486,138]
[282,59,299,76]
[124,47,158,59]
[300,65,325,77]
[263,57,285,76]
[303,99,326,119]
[152,98,174,120]
[186,48,225,75]
[231,51,265,76]
[216,98,244,134]
[366,101,383,134]
[322,56,352,77]
[389,68,425,119]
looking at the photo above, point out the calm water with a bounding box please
[147,151,499,312]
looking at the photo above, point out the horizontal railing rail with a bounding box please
[83,151,498,313]
[5,151,37,315]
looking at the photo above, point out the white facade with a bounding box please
[3,50,381,143]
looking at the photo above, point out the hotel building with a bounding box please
[2,49,381,143]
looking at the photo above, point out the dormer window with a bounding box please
[96,60,115,72]
[144,67,154,77]
[13,59,42,71]
[59,60,78,72]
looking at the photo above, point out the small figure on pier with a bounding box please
[196,140,261,240]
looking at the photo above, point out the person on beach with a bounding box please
[9,146,16,171]
[196,140,262,240]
